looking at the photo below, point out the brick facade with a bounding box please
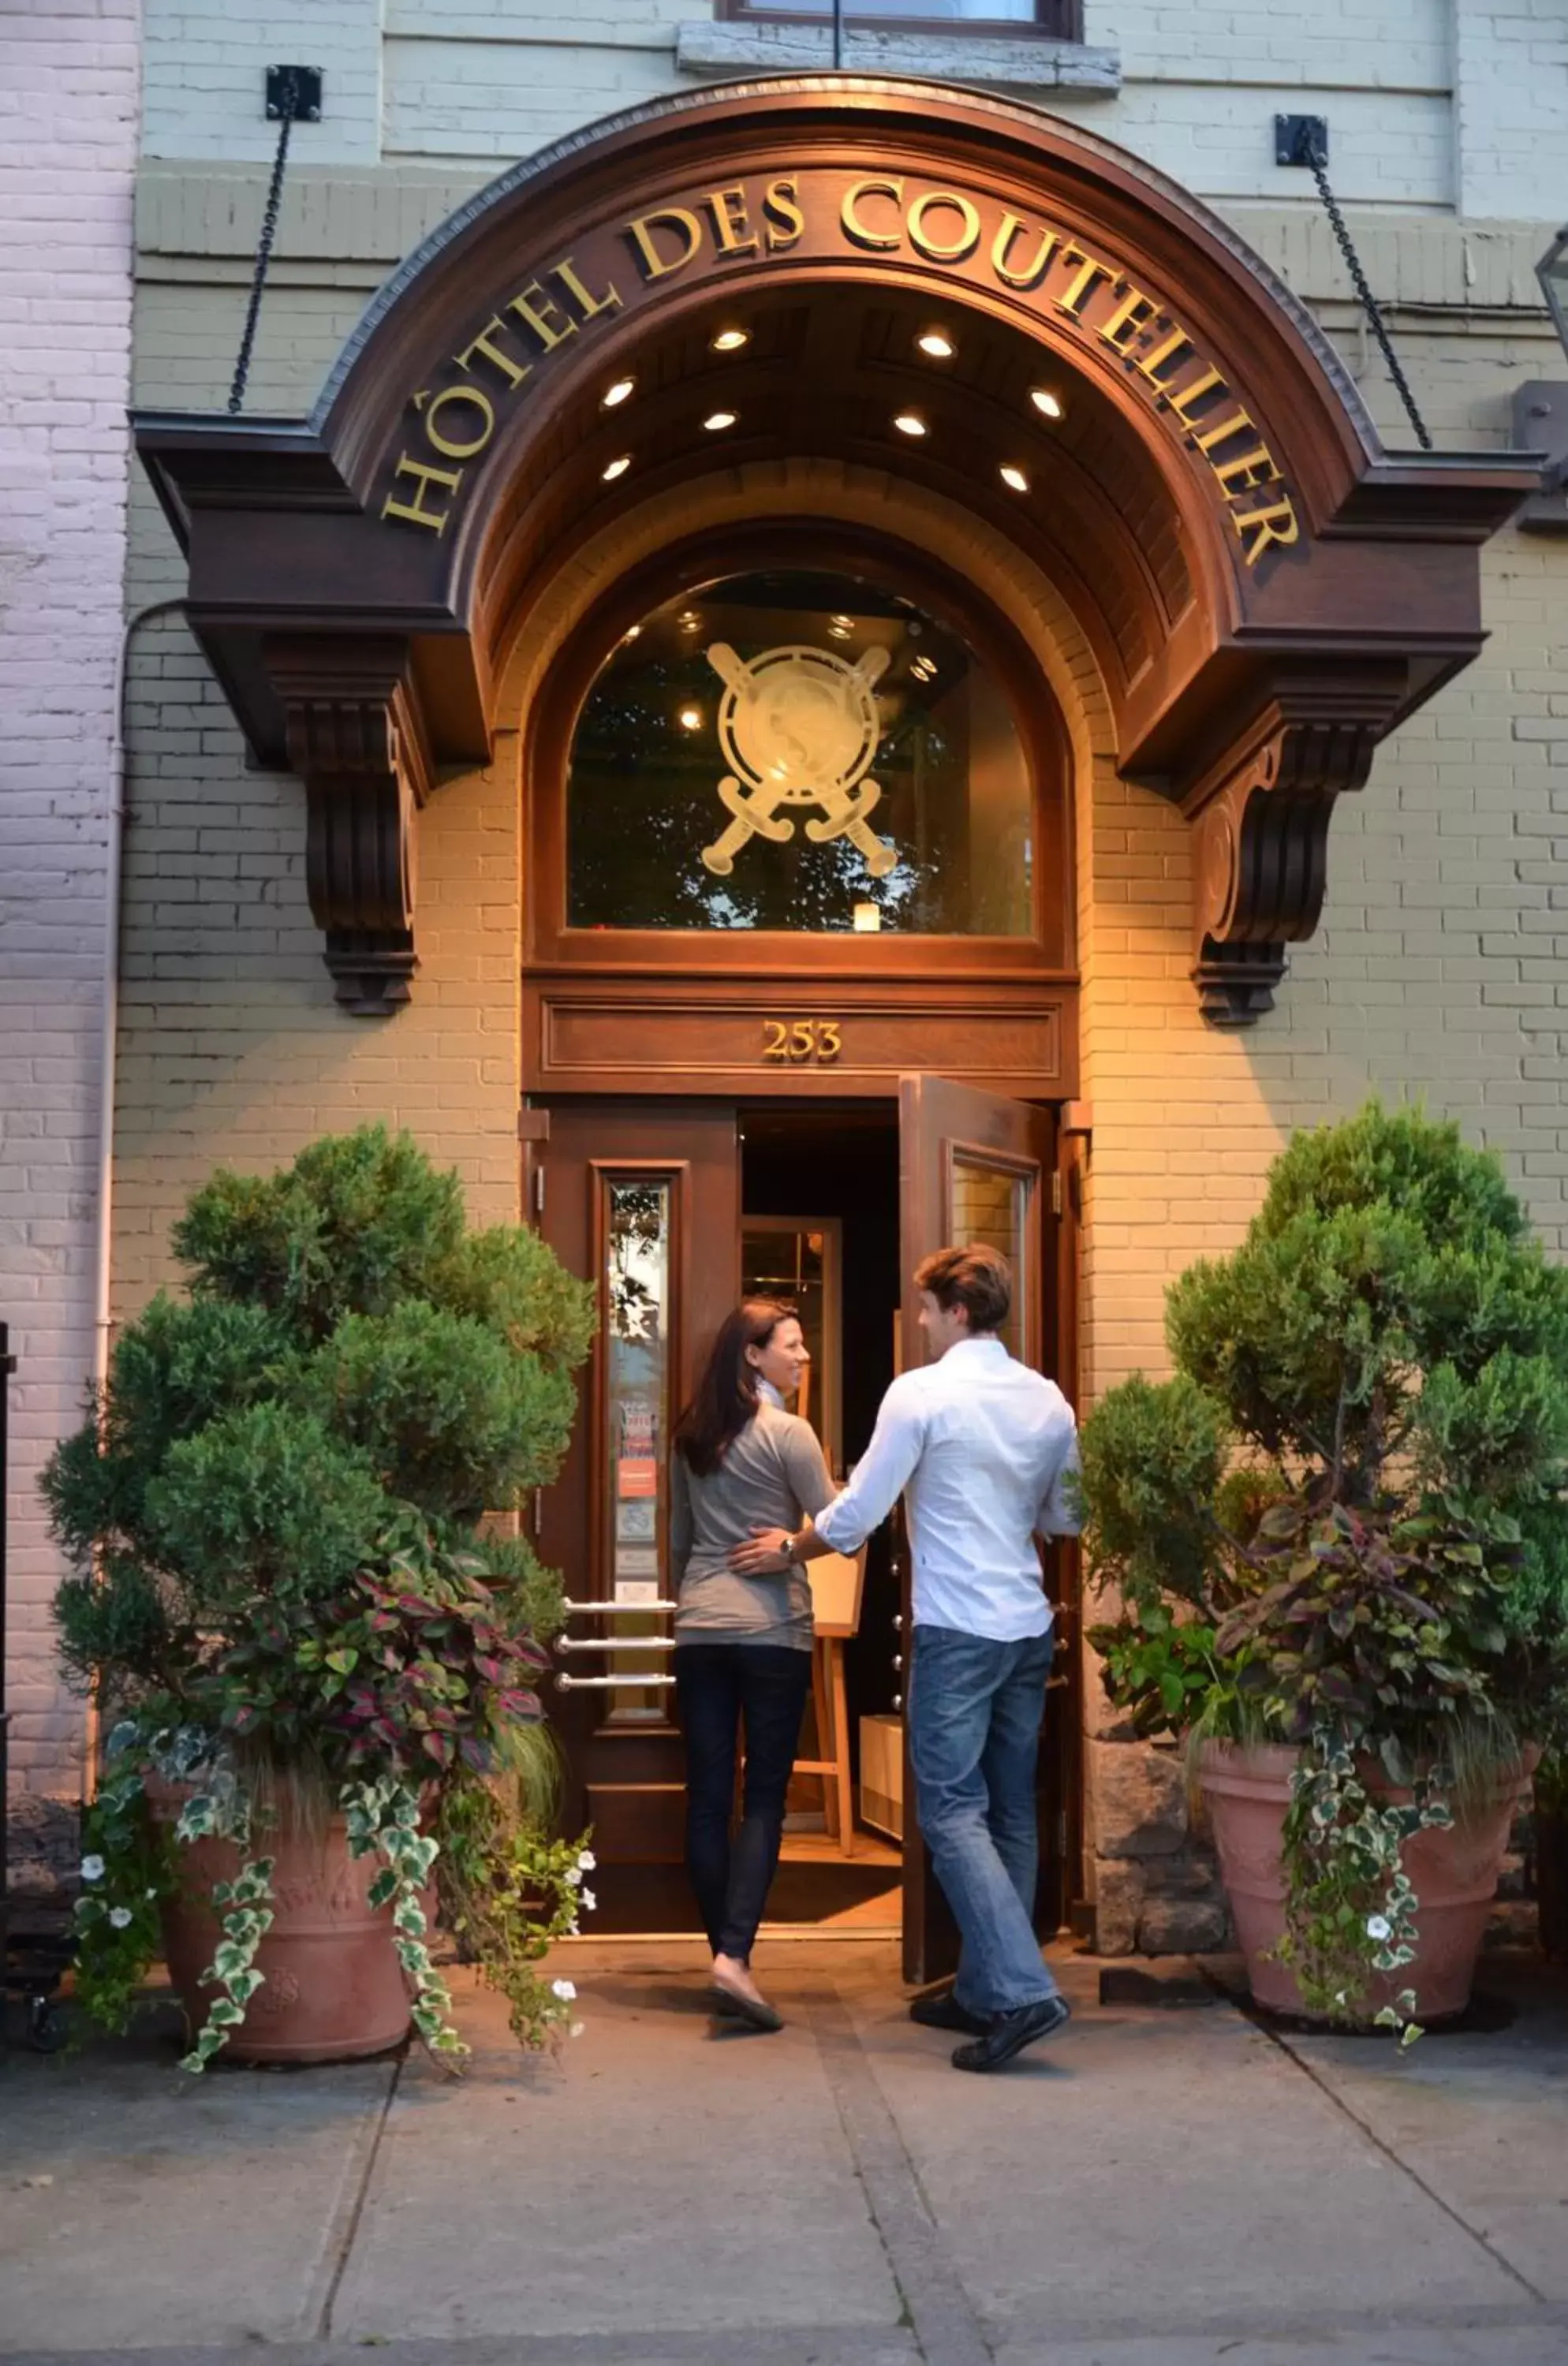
[1,0,140,1885]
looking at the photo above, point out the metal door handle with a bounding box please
[556,1671,677,1692]
[557,1635,674,1654]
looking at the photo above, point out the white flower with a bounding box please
[566,1866,583,1887]
[577,1848,596,1872]
[109,1906,133,1930]
[80,1855,105,1883]
[569,2021,585,2039]
[581,1888,597,1914]
[551,1977,577,2002]
[1366,1914,1392,1942]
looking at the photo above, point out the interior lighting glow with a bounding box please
[621,624,642,643]
[892,412,928,438]
[601,453,632,482]
[1029,387,1065,420]
[916,327,956,360]
[677,705,704,731]
[678,609,702,632]
[852,901,883,933]
[827,613,854,640]
[703,410,738,431]
[999,463,1030,494]
[601,375,636,408]
[711,326,749,352]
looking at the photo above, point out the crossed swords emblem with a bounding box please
[699,640,898,879]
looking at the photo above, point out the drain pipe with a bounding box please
[84,596,186,1792]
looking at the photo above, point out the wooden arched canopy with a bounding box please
[136,77,1534,1023]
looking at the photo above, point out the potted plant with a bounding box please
[1081,1103,1568,2039]
[44,1125,596,2069]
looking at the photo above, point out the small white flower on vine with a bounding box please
[566,1866,583,1887]
[581,1888,597,1913]
[1366,1914,1392,1942]
[145,1886,157,1899]
[570,2021,585,2038]
[80,1855,105,1882]
[551,1977,577,2001]
[577,1848,596,1871]
[109,1905,133,1929]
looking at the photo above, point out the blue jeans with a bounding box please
[909,1623,1058,2017]
[676,1643,812,1962]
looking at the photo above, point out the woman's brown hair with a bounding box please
[673,1299,797,1477]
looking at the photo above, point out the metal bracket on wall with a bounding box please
[1511,383,1568,532]
[228,68,323,415]
[1275,114,1327,168]
[266,65,323,124]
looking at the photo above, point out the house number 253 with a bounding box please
[762,1019,842,1064]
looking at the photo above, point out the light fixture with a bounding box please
[1029,387,1065,421]
[917,327,956,360]
[702,410,737,432]
[827,613,854,640]
[677,704,704,731]
[601,375,636,409]
[999,462,1030,494]
[710,326,749,352]
[677,608,701,633]
[909,654,937,685]
[892,412,928,438]
[622,623,642,644]
[852,901,882,933]
[1540,226,1568,356]
[601,453,632,482]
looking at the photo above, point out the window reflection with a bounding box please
[568,569,1034,935]
[604,1178,672,1722]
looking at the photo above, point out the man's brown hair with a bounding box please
[913,1243,1012,1335]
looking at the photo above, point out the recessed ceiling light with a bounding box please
[703,410,737,432]
[892,412,928,438]
[711,327,749,352]
[601,453,632,482]
[827,613,854,640]
[678,609,701,632]
[677,705,704,731]
[917,328,956,360]
[601,375,636,409]
[1029,387,1065,421]
[999,463,1030,494]
[622,623,642,643]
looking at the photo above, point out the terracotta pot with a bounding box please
[1198,1741,1534,2024]
[148,1788,412,2063]
[1536,1804,1568,1963]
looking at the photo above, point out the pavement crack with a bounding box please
[806,1982,991,2366]
[1252,2018,1547,2305]
[315,2053,405,2338]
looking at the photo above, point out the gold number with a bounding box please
[760,1018,843,1065]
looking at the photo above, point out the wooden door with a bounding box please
[532,1101,740,1931]
[895,1075,1068,1985]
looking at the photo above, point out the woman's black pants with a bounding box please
[675,1641,812,1962]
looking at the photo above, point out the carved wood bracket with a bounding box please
[267,636,436,1016]
[1183,692,1398,1027]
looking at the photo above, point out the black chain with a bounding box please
[227,70,300,416]
[1304,143,1432,452]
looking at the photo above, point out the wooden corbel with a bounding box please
[266,636,436,1016]
[1184,693,1398,1027]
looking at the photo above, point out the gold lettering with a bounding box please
[454,316,530,389]
[841,176,905,252]
[763,175,805,250]
[552,256,622,320]
[625,207,704,281]
[1163,366,1226,428]
[1054,249,1117,319]
[1211,443,1279,494]
[421,386,495,461]
[1234,494,1301,565]
[907,188,980,263]
[704,184,760,256]
[382,453,461,534]
[509,278,578,351]
[1193,409,1254,456]
[1096,285,1161,354]
[990,211,1057,290]
[1131,326,1192,387]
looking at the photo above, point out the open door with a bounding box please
[896,1075,1069,1984]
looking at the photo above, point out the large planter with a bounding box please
[149,1789,412,2063]
[1199,1741,1533,2024]
[1536,1804,1568,1962]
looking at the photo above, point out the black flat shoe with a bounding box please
[909,1986,987,2036]
[951,1994,1071,2073]
[707,1979,783,2032]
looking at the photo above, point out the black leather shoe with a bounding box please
[951,1994,1072,2072]
[909,1985,987,2036]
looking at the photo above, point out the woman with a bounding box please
[671,1298,836,2029]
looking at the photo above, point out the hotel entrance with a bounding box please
[528,1080,1075,1980]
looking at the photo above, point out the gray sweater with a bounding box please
[671,1395,836,1651]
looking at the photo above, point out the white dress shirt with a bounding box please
[812,1337,1081,1642]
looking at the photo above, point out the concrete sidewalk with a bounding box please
[3,1942,1567,2366]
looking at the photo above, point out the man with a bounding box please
[730,1243,1081,2073]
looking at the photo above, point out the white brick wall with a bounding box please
[141,0,383,165]
[0,0,140,1849]
[1455,0,1568,222]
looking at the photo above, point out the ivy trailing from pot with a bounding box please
[1080,1102,1568,2038]
[44,1125,596,2069]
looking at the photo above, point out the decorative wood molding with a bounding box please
[266,636,435,1016]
